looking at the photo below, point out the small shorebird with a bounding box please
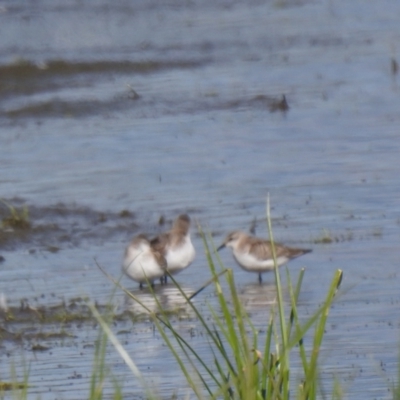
[122,234,167,289]
[217,231,311,283]
[151,214,196,283]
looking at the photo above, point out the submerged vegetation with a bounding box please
[311,228,359,244]
[0,199,30,230]
[0,296,158,348]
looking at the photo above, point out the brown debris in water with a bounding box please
[268,94,289,112]
[391,57,398,76]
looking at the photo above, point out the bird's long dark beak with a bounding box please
[217,243,225,251]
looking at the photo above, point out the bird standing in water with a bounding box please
[218,231,311,283]
[151,214,196,283]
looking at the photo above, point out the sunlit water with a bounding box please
[1,0,400,398]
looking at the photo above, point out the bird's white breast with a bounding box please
[123,246,164,283]
[166,235,195,273]
[233,249,289,273]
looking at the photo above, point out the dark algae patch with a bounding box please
[0,58,210,97]
[0,198,140,251]
[0,382,28,392]
[0,297,144,346]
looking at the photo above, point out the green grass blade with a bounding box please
[88,302,156,400]
[303,269,343,399]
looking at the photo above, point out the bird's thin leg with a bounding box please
[164,274,168,284]
[139,282,143,290]
[258,273,262,284]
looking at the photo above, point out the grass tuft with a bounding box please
[0,199,31,230]
[312,229,333,244]
[96,199,343,399]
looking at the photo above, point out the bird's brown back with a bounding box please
[246,236,311,260]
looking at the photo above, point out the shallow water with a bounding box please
[1,0,400,398]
